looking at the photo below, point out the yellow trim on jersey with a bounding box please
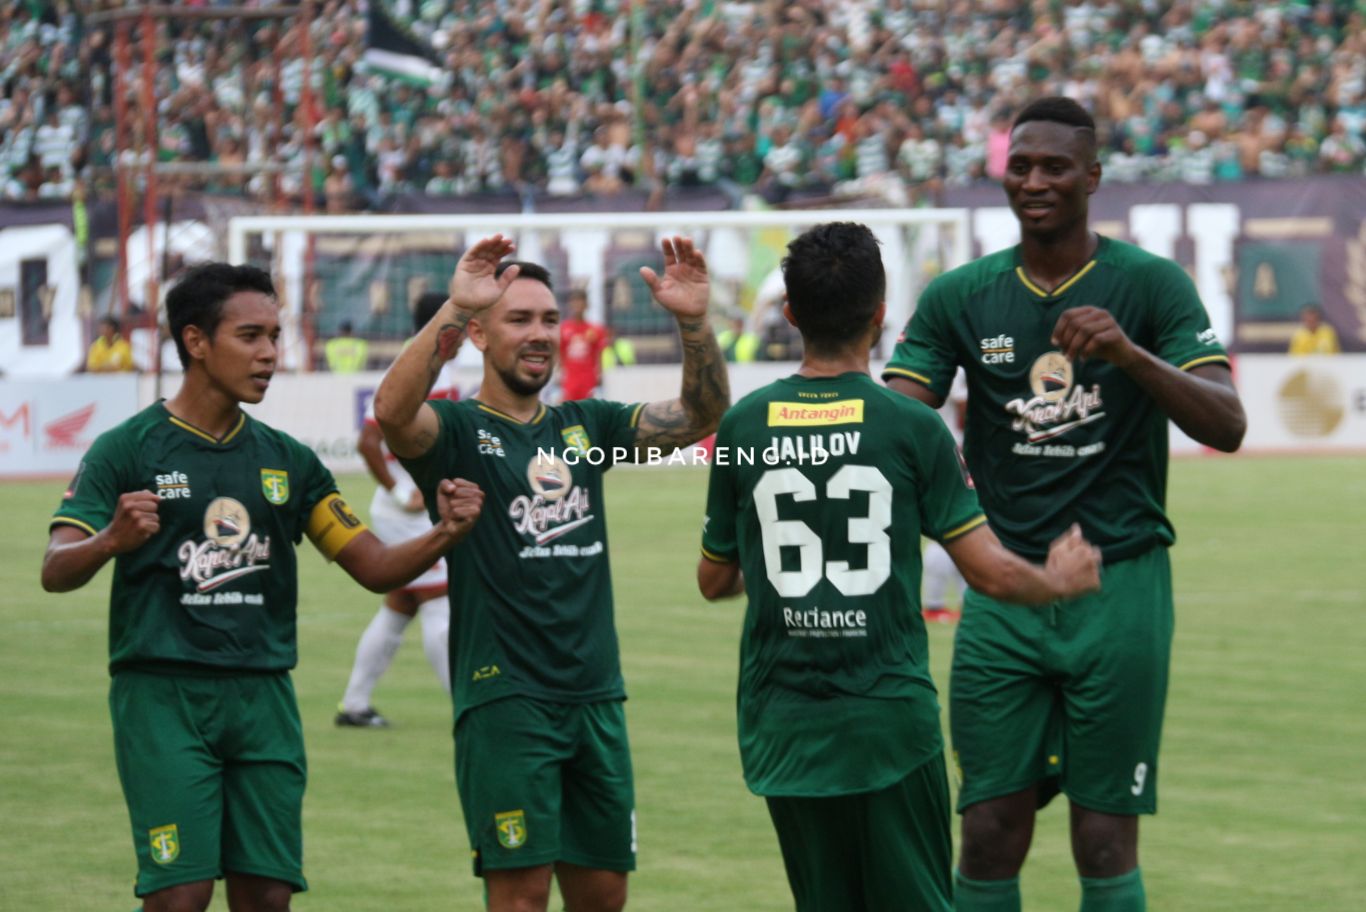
[51,516,99,536]
[941,514,988,542]
[1015,260,1097,298]
[1178,354,1231,371]
[168,412,246,444]
[476,403,547,425]
[882,366,935,387]
[306,493,368,561]
[701,546,736,564]
[627,402,646,428]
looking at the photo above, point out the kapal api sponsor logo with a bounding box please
[1004,351,1106,444]
[509,454,595,545]
[177,497,272,594]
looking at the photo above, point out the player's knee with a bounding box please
[960,803,1032,877]
[487,873,553,912]
[1071,814,1138,877]
[143,881,214,912]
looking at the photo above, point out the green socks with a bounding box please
[954,871,1021,912]
[1079,867,1146,911]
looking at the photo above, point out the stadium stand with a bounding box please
[3,0,1365,207]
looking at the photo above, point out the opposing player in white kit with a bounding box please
[336,293,462,727]
[922,370,967,623]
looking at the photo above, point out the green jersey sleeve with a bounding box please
[883,277,961,399]
[1144,259,1231,371]
[912,405,987,544]
[700,412,739,563]
[51,428,134,536]
[571,398,645,465]
[291,440,341,543]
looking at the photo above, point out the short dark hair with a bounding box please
[414,291,448,332]
[99,315,119,332]
[165,262,275,368]
[494,260,553,291]
[339,319,354,335]
[781,222,885,356]
[1012,96,1097,159]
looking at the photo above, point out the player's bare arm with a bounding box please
[632,237,731,456]
[41,491,161,593]
[334,479,484,592]
[945,522,1101,605]
[358,423,423,512]
[885,375,947,410]
[1051,305,1246,452]
[697,556,744,601]
[374,235,522,458]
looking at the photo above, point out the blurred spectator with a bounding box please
[559,288,609,401]
[1288,304,1342,355]
[325,320,369,373]
[3,1,1365,207]
[716,312,760,364]
[86,316,135,373]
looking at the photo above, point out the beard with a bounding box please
[493,355,554,397]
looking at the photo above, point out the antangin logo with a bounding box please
[1004,352,1105,443]
[767,400,865,427]
[510,455,594,545]
[980,334,1015,364]
[177,497,272,592]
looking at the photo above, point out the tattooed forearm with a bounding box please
[633,320,730,456]
[427,311,473,384]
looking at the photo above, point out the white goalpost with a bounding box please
[227,208,971,372]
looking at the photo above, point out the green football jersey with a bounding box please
[401,397,643,719]
[52,403,341,674]
[885,236,1230,563]
[701,372,985,797]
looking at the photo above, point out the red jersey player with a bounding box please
[559,288,610,400]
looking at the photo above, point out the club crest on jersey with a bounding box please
[260,468,289,504]
[495,810,527,849]
[178,497,272,592]
[149,824,180,864]
[561,424,591,457]
[1004,352,1105,443]
[510,455,594,545]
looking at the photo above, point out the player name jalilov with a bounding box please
[763,431,862,465]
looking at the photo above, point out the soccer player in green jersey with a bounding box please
[696,221,1103,912]
[884,98,1248,911]
[375,235,729,912]
[41,263,484,912]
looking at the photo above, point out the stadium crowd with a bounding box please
[2,0,1365,207]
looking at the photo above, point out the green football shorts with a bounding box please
[109,670,308,897]
[764,754,953,912]
[455,697,636,875]
[950,546,1174,815]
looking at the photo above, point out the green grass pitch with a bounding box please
[2,456,1363,910]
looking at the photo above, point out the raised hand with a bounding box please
[449,234,521,316]
[435,478,485,541]
[1051,306,1138,367]
[1045,523,1102,598]
[106,491,161,553]
[639,236,710,322]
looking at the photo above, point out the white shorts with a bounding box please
[368,487,448,592]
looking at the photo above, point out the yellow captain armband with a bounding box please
[306,493,368,561]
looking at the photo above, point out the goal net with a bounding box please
[227,208,971,373]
